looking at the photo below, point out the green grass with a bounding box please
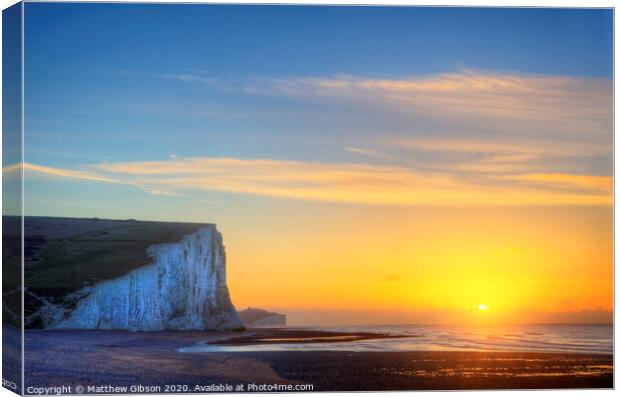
[26,221,209,291]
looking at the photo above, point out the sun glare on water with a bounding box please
[478,304,489,311]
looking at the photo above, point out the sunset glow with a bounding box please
[22,5,613,327]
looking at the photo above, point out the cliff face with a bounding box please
[48,226,243,331]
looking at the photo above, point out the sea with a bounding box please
[179,324,613,355]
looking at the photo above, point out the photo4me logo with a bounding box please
[2,378,17,390]
[247,383,314,392]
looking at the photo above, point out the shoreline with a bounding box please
[10,326,612,391]
[185,327,612,356]
[209,328,411,345]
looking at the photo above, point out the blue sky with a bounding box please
[26,5,613,79]
[20,4,613,216]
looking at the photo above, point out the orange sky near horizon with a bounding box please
[15,164,614,326]
[221,202,612,325]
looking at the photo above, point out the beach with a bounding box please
[249,350,613,390]
[15,326,613,392]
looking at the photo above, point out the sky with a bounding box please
[11,4,614,325]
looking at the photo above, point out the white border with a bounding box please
[0,2,616,397]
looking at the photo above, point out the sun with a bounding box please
[478,304,489,311]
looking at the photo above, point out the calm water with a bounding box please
[179,324,613,354]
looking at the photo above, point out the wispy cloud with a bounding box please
[155,69,612,152]
[156,73,219,85]
[21,70,611,207]
[20,163,130,185]
[160,70,610,174]
[16,156,612,207]
[155,70,612,137]
[2,163,21,174]
[344,146,394,160]
[15,162,179,197]
[346,134,610,180]
[505,173,612,194]
[257,71,612,132]
[395,136,609,158]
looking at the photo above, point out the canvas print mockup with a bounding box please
[2,2,614,394]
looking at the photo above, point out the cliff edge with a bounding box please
[28,221,243,331]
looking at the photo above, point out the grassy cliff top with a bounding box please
[19,216,211,293]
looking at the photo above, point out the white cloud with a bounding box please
[15,156,612,207]
[344,146,393,160]
[259,71,611,129]
[19,71,611,207]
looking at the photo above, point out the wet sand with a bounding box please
[246,350,613,390]
[14,326,612,392]
[208,328,409,345]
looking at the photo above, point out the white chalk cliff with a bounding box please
[50,226,243,331]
